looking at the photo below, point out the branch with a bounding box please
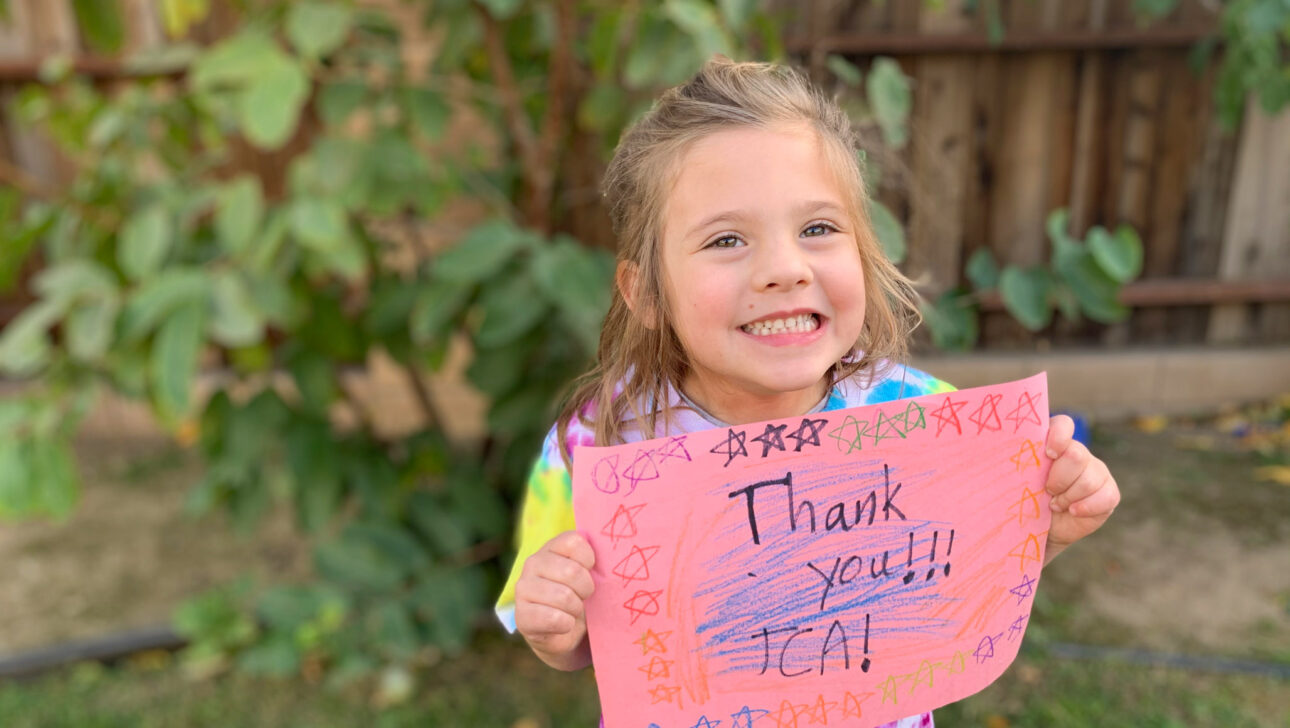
[401,360,446,433]
[474,2,543,222]
[532,0,577,232]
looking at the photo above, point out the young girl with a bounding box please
[495,57,1120,727]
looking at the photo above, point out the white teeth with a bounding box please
[741,313,819,336]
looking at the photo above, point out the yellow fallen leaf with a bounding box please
[1174,435,1217,452]
[1133,415,1169,434]
[1254,466,1290,486]
[986,714,1011,728]
[511,720,541,728]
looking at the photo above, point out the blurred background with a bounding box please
[0,0,1286,725]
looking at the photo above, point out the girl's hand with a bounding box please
[1042,415,1120,564]
[514,530,596,671]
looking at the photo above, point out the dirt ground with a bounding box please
[1,414,1288,668]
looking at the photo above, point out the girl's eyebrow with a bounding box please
[683,200,846,239]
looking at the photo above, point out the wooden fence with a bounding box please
[1,0,1288,350]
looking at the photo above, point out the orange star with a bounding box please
[637,655,673,680]
[839,690,873,719]
[648,683,682,706]
[1010,438,1043,472]
[634,628,671,655]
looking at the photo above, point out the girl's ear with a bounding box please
[617,261,657,329]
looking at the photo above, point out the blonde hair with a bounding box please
[556,57,920,463]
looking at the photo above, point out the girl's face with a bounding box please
[655,123,867,424]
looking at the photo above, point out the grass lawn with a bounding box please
[1,636,1286,727]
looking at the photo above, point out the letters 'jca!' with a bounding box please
[572,373,1054,728]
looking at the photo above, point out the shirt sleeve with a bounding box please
[494,426,578,633]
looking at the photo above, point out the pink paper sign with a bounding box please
[572,373,1054,728]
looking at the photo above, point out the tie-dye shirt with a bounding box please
[497,362,954,728]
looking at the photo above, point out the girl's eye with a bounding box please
[803,222,838,237]
[707,234,743,249]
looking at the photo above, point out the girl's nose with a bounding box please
[752,238,813,291]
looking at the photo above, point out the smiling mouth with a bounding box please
[740,313,821,336]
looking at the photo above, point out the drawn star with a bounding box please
[648,683,682,706]
[710,428,748,467]
[622,448,660,492]
[969,393,1003,434]
[1008,614,1028,641]
[869,410,904,445]
[638,655,673,680]
[973,633,1003,664]
[622,589,663,625]
[1010,574,1037,605]
[601,503,646,548]
[839,690,873,719]
[786,418,828,451]
[909,659,937,694]
[878,674,902,705]
[929,396,967,437]
[611,544,660,586]
[903,400,927,432]
[802,693,836,725]
[827,415,865,454]
[1009,438,1043,472]
[1009,486,1043,526]
[591,454,622,494]
[730,705,770,728]
[634,628,671,655]
[1009,533,1043,572]
[945,650,967,674]
[767,699,803,728]
[1006,389,1045,433]
[690,715,721,728]
[752,423,788,457]
[654,435,692,464]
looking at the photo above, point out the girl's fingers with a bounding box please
[548,531,596,571]
[517,578,586,632]
[1046,439,1091,499]
[525,552,595,601]
[1045,415,1075,459]
[1049,458,1104,513]
[1064,472,1120,518]
[516,598,578,637]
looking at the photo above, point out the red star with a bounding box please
[969,393,1003,434]
[1006,390,1045,432]
[929,396,967,436]
[601,503,646,548]
[611,544,660,586]
[622,589,662,624]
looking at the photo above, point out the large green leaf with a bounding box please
[118,267,210,342]
[215,176,264,256]
[289,197,349,252]
[867,57,911,149]
[210,270,263,347]
[999,266,1054,331]
[28,437,79,519]
[531,238,611,354]
[410,279,472,345]
[410,566,485,653]
[404,87,450,141]
[664,0,733,58]
[1062,251,1130,323]
[867,199,906,264]
[317,80,366,126]
[827,54,863,87]
[965,248,1000,291]
[920,289,979,351]
[0,437,34,518]
[474,269,547,348]
[71,0,125,54]
[0,300,61,376]
[65,294,121,363]
[118,205,173,281]
[190,32,280,91]
[238,57,309,150]
[286,1,353,59]
[1088,224,1144,283]
[149,302,205,422]
[434,219,535,284]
